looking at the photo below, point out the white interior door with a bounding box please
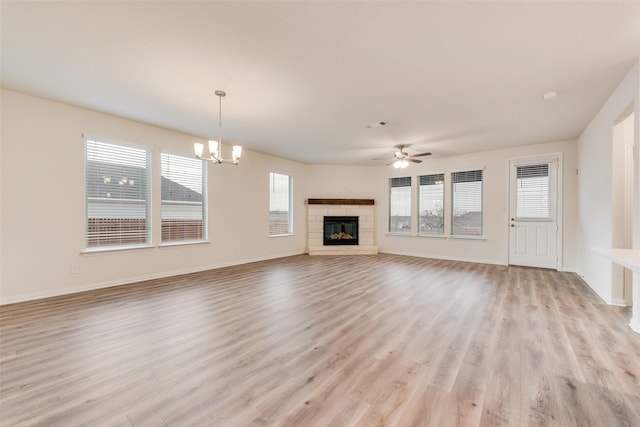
[508,157,559,269]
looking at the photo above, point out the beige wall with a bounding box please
[372,141,577,267]
[0,89,307,303]
[1,88,580,303]
[302,142,578,269]
[576,61,639,304]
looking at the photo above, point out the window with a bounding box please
[269,172,292,235]
[389,176,412,233]
[418,173,445,235]
[451,169,483,236]
[516,164,550,219]
[161,153,207,243]
[85,139,151,249]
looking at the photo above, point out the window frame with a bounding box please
[159,151,208,245]
[514,163,552,222]
[269,172,293,237]
[417,172,445,237]
[388,176,412,234]
[450,168,484,238]
[83,136,152,252]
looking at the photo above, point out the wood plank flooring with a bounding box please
[1,254,639,426]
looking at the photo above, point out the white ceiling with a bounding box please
[2,1,639,165]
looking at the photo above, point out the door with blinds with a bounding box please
[508,157,559,269]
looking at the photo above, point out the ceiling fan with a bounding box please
[375,144,432,168]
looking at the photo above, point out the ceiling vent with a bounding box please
[365,121,387,128]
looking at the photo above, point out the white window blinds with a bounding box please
[451,170,483,236]
[161,153,207,242]
[85,139,151,248]
[516,164,550,219]
[389,176,412,233]
[269,172,292,235]
[418,173,445,235]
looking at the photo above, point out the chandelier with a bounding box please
[194,90,242,165]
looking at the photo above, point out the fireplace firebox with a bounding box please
[323,216,359,246]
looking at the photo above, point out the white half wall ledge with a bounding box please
[592,247,640,334]
[592,248,640,272]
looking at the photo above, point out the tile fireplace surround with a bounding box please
[307,199,378,255]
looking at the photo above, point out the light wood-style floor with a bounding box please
[1,254,639,426]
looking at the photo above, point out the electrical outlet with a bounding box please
[71,265,79,274]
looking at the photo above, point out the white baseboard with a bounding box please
[610,298,628,307]
[630,317,640,334]
[0,251,305,306]
[377,249,505,266]
[573,271,632,308]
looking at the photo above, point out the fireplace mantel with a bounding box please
[308,199,375,206]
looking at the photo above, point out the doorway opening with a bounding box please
[612,110,634,306]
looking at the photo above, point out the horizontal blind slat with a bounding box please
[161,153,206,242]
[418,173,444,235]
[389,176,411,233]
[269,173,292,235]
[85,139,151,248]
[516,164,550,218]
[451,170,482,236]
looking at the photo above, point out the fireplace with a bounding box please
[307,198,377,255]
[323,216,359,246]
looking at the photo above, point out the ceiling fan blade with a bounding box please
[411,152,432,157]
[407,158,422,163]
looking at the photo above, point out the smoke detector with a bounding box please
[366,121,387,128]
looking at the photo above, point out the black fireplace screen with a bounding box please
[323,216,359,245]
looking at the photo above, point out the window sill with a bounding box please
[386,232,413,237]
[82,244,154,255]
[269,233,294,238]
[449,235,486,241]
[158,240,210,248]
[416,234,447,239]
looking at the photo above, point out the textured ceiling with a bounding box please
[2,1,639,164]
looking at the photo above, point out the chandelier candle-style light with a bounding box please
[194,90,242,165]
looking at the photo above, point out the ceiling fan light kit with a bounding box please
[194,90,242,165]
[379,144,432,168]
[393,159,410,169]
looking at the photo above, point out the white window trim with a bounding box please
[269,171,293,237]
[388,176,413,234]
[159,151,208,244]
[417,171,446,237]
[83,134,152,252]
[158,240,211,248]
[450,167,485,239]
[82,244,154,255]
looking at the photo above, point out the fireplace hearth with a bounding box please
[323,216,359,246]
